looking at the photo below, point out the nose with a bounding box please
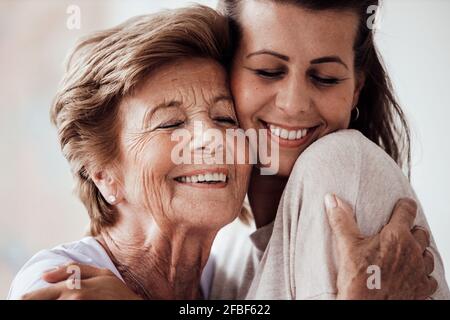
[275,74,311,116]
[189,119,225,160]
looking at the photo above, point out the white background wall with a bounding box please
[375,0,450,284]
[0,0,449,298]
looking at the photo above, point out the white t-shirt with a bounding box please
[8,236,215,299]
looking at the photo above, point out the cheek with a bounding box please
[316,86,354,130]
[231,70,268,130]
[122,136,175,212]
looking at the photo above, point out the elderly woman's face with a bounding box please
[115,58,250,230]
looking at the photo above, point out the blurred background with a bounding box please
[0,0,449,298]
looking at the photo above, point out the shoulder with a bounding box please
[293,129,393,177]
[306,129,394,164]
[7,237,119,300]
[300,129,369,162]
[288,130,365,185]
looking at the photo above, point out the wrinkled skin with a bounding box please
[325,195,437,300]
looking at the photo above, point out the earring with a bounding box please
[107,195,117,204]
[353,106,360,122]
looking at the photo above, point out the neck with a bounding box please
[248,166,288,228]
[97,213,216,300]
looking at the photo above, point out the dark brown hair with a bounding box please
[219,0,411,174]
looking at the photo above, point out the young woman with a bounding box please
[206,0,449,299]
[21,1,448,299]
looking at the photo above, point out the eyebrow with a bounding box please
[246,50,290,61]
[310,56,348,70]
[213,94,233,104]
[246,51,348,70]
[154,99,182,109]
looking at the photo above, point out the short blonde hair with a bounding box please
[51,6,232,235]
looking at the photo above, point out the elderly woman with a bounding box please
[9,5,446,300]
[8,6,251,300]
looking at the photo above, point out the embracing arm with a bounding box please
[249,130,448,300]
[23,202,436,301]
[22,263,141,300]
[325,196,437,300]
[24,197,437,300]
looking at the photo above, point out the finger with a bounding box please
[21,285,64,300]
[324,193,362,249]
[42,262,110,283]
[419,276,438,299]
[412,227,431,251]
[424,249,435,275]
[416,275,438,300]
[387,198,417,230]
[426,276,438,297]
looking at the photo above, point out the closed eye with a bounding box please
[214,117,238,126]
[157,120,184,129]
[253,69,285,79]
[310,74,344,86]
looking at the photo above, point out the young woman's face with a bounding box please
[231,0,364,176]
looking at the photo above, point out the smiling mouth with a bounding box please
[174,171,229,188]
[262,121,320,148]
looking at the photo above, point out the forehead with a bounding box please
[239,0,359,60]
[137,58,229,101]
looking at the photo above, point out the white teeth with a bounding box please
[302,129,308,137]
[288,131,296,140]
[269,124,310,140]
[177,172,228,183]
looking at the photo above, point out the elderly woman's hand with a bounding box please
[326,196,437,300]
[21,263,141,300]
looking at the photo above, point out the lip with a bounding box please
[173,168,229,189]
[262,121,320,149]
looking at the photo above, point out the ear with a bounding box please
[352,71,366,109]
[91,169,123,205]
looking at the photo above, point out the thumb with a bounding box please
[324,193,362,250]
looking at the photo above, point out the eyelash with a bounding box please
[253,69,343,87]
[157,117,237,129]
[214,117,238,125]
[157,120,184,129]
[254,69,285,79]
[309,74,342,86]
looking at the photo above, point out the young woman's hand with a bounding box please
[325,195,437,299]
[21,263,142,300]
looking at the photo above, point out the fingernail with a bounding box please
[325,193,338,210]
[400,198,417,211]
